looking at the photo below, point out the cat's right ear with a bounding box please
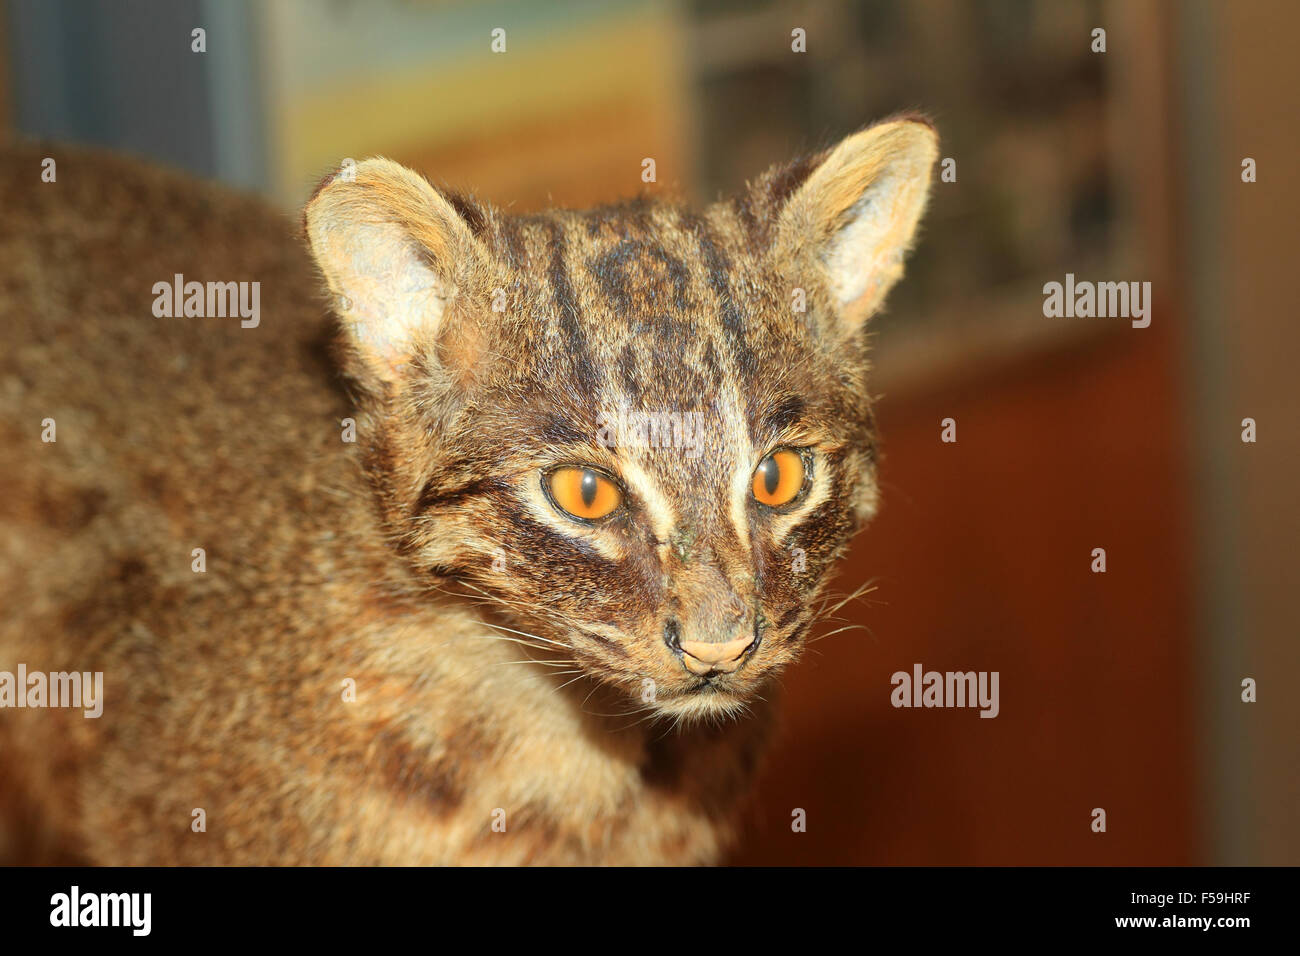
[304,158,493,391]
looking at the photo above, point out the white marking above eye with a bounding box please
[719,402,756,554]
[617,458,677,542]
[729,455,753,553]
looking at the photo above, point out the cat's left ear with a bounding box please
[770,117,938,337]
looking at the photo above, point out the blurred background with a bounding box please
[2,0,1295,865]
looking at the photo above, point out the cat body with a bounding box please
[0,118,936,864]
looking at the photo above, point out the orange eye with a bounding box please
[546,467,622,522]
[752,449,806,508]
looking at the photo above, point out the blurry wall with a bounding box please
[4,0,266,188]
[1178,0,1300,866]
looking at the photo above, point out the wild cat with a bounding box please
[0,116,937,864]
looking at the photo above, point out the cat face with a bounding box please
[305,117,937,721]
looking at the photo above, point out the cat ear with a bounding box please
[770,117,938,336]
[304,158,492,388]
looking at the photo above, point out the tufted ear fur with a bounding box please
[770,117,938,338]
[304,158,496,393]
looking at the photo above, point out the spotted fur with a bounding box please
[0,115,936,864]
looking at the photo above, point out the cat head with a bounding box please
[304,116,938,722]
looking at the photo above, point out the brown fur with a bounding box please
[0,116,936,864]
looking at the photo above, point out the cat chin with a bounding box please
[648,686,755,724]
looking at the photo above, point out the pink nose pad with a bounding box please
[677,634,756,676]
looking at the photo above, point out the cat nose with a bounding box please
[664,622,760,677]
[677,635,755,675]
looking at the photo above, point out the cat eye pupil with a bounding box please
[545,466,622,522]
[751,449,805,508]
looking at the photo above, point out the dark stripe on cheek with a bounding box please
[777,606,804,629]
[795,495,855,552]
[579,629,629,658]
[784,619,811,644]
[428,563,471,580]
[486,495,624,573]
[413,476,496,516]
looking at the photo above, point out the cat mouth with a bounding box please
[683,675,749,703]
[652,680,753,722]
